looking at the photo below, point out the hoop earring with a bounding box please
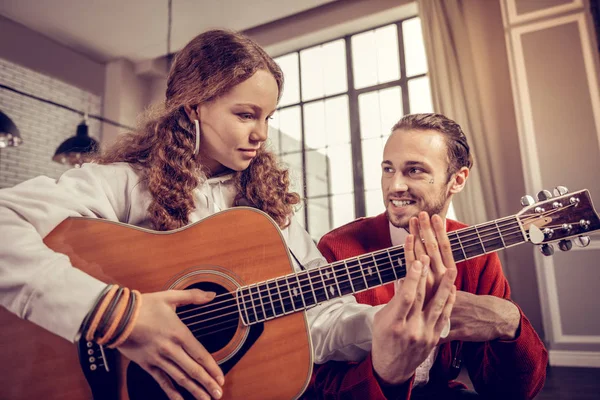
[194,119,200,156]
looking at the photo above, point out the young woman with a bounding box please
[0,29,369,400]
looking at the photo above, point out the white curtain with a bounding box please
[417,0,501,226]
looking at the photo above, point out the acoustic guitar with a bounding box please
[0,187,598,399]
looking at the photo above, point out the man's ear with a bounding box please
[183,105,199,121]
[449,167,469,194]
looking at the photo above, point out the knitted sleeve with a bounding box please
[462,253,548,399]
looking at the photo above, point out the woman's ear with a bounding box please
[183,105,199,121]
[449,166,469,194]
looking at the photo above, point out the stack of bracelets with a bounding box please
[80,284,143,348]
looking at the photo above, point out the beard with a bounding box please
[386,188,449,229]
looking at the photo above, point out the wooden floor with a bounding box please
[536,366,600,400]
[458,366,600,399]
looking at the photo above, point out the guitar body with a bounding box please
[0,208,312,400]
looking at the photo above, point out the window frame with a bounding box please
[272,17,429,235]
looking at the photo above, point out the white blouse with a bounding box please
[0,162,380,364]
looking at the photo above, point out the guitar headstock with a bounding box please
[516,187,600,255]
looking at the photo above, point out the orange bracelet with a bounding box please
[106,288,137,348]
[85,285,119,342]
[97,287,131,345]
[108,290,143,348]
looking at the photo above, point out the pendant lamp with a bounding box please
[52,116,99,167]
[0,110,23,148]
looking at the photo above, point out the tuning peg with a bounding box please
[553,186,569,196]
[520,195,535,206]
[537,190,553,201]
[575,236,591,247]
[561,224,572,233]
[579,219,591,230]
[540,243,555,256]
[558,240,573,252]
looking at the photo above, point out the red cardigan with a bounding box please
[304,213,547,400]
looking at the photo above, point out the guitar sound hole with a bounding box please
[127,281,244,400]
[177,281,238,353]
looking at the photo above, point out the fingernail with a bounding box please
[218,376,225,386]
[213,389,222,399]
[205,291,216,299]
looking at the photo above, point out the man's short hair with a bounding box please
[391,113,473,180]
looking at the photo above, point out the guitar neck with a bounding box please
[237,215,526,325]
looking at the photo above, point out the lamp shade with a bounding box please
[0,110,23,148]
[52,120,99,167]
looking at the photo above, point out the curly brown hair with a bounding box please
[98,29,300,231]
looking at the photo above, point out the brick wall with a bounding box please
[0,58,102,188]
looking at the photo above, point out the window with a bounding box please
[269,17,435,240]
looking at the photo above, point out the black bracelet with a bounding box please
[96,287,124,340]
[106,289,137,348]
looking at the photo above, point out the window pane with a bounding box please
[378,86,403,134]
[327,143,353,194]
[322,40,348,96]
[351,31,378,89]
[447,202,457,221]
[403,18,428,77]
[361,137,385,190]
[304,95,350,150]
[352,24,400,90]
[301,40,347,101]
[359,91,381,139]
[359,87,402,139]
[279,106,302,153]
[275,53,300,107]
[267,110,280,154]
[301,46,324,101]
[307,197,331,241]
[281,152,304,196]
[375,25,400,84]
[305,149,329,197]
[303,100,326,150]
[365,189,384,217]
[331,193,355,229]
[325,95,350,146]
[408,76,434,113]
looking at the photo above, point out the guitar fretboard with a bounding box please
[237,215,526,325]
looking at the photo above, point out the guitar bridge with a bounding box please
[77,339,119,399]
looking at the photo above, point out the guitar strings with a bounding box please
[189,233,534,337]
[184,225,529,336]
[178,204,577,337]
[179,213,543,326]
[176,214,524,319]
[179,230,532,335]
[187,223,537,337]
[177,217,528,325]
